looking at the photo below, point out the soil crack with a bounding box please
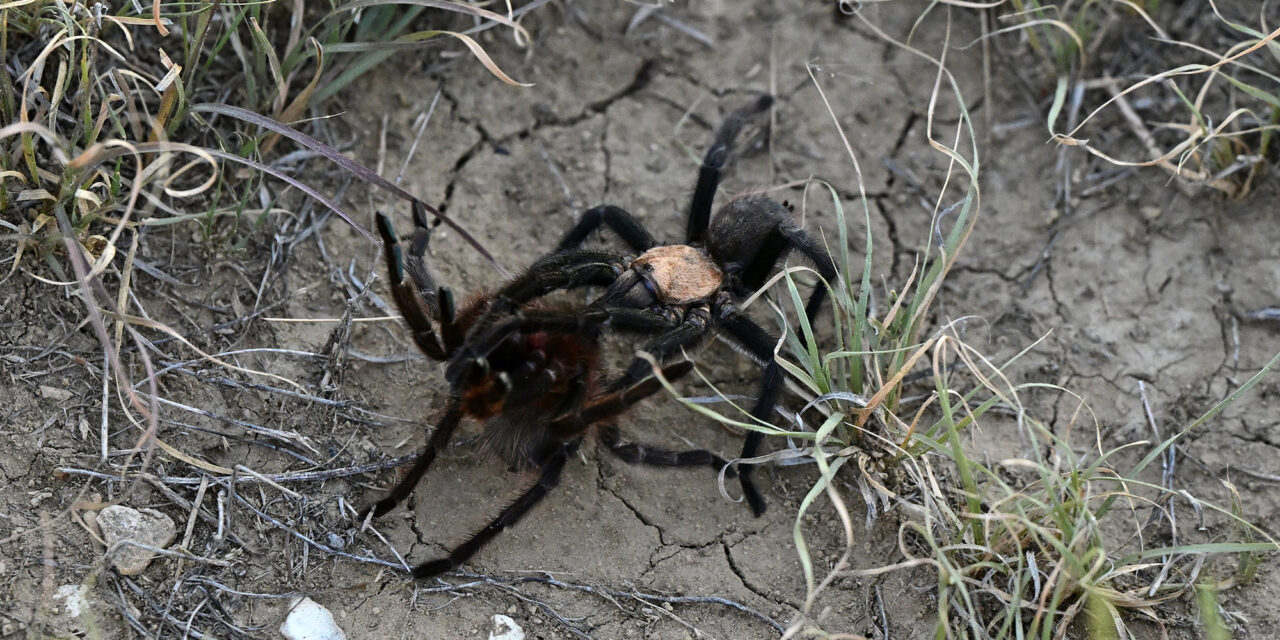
[721,540,788,609]
[438,60,654,215]
[594,461,666,545]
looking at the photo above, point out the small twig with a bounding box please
[234,465,302,499]
[103,539,232,568]
[150,396,321,460]
[60,451,420,486]
[397,87,443,184]
[215,478,403,570]
[446,570,786,634]
[140,475,255,552]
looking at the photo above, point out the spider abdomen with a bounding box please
[472,330,599,470]
[706,195,798,270]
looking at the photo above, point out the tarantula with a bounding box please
[366,95,836,577]
[367,204,731,578]
[453,94,837,516]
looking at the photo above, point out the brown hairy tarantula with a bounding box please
[366,95,837,578]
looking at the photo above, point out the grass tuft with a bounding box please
[974,0,1280,197]
[655,5,1280,638]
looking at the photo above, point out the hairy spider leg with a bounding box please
[716,302,787,517]
[448,305,679,382]
[404,201,448,320]
[363,403,464,518]
[412,441,576,579]
[734,224,839,350]
[384,203,630,351]
[600,423,735,476]
[555,204,657,253]
[604,307,711,393]
[686,95,775,245]
[377,211,454,360]
[411,361,695,578]
[461,250,628,339]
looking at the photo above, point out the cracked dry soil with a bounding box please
[3,2,1280,639]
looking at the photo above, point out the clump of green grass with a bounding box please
[0,0,534,386]
[1,1,534,471]
[970,0,1280,197]
[0,3,536,633]
[655,7,1279,639]
[2,1,531,252]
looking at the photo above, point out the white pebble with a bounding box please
[281,597,347,640]
[47,584,92,635]
[54,584,89,618]
[489,614,525,640]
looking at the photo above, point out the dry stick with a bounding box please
[172,475,209,580]
[451,571,786,634]
[479,581,591,639]
[106,575,160,638]
[152,396,320,460]
[140,475,256,552]
[59,452,421,486]
[114,575,218,640]
[213,478,403,570]
[396,87,443,185]
[103,539,231,569]
[157,364,399,420]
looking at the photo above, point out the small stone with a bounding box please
[54,584,88,617]
[48,584,92,635]
[281,597,347,640]
[489,614,524,640]
[96,505,177,575]
[326,532,345,550]
[38,385,73,402]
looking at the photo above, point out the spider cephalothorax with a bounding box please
[365,95,836,578]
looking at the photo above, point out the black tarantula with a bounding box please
[366,95,837,578]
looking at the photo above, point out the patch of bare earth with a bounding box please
[2,1,1277,638]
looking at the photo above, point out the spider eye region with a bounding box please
[632,245,724,305]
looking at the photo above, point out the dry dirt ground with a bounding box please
[3,1,1279,639]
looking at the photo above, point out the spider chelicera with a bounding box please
[366,95,837,578]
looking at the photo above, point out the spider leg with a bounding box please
[448,306,677,387]
[474,250,627,325]
[556,205,657,253]
[686,95,774,245]
[404,200,446,315]
[734,224,838,350]
[376,210,453,360]
[412,362,691,578]
[570,360,693,424]
[776,225,839,337]
[604,308,710,393]
[600,423,735,476]
[363,402,464,519]
[412,441,579,578]
[715,302,786,517]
